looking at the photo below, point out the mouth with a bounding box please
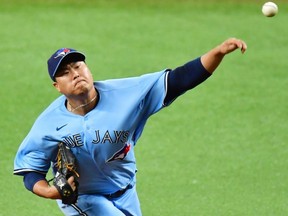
[74,79,86,86]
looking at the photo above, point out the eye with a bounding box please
[59,69,69,75]
[74,62,81,69]
[55,69,69,78]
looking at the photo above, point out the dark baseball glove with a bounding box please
[53,142,79,204]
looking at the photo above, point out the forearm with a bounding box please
[33,179,61,199]
[200,45,225,74]
[164,38,247,105]
[23,172,61,199]
[164,57,211,105]
[200,38,247,73]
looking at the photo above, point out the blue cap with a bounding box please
[47,48,85,81]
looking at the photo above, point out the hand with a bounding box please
[67,176,77,192]
[219,38,247,55]
[200,37,247,73]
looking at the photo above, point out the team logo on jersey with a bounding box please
[54,48,71,59]
[106,143,131,162]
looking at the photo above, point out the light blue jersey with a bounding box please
[14,70,169,197]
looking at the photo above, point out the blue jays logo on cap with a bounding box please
[54,48,72,59]
[47,48,86,81]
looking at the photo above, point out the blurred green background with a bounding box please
[1,0,287,215]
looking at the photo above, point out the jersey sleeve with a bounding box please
[137,69,169,115]
[13,109,61,176]
[14,146,51,175]
[13,128,58,175]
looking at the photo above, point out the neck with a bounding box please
[67,90,98,115]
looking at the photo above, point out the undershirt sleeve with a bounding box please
[23,172,46,192]
[164,57,211,105]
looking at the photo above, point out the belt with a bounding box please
[104,184,132,199]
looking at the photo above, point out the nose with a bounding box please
[72,69,80,80]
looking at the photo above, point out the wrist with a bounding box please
[46,185,62,199]
[215,44,226,57]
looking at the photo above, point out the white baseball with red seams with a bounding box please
[262,2,278,17]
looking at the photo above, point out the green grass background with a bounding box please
[1,0,287,215]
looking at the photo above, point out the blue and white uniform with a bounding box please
[14,45,211,215]
[14,70,169,215]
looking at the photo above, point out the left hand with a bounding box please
[219,38,247,55]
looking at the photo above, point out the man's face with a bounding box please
[53,61,94,96]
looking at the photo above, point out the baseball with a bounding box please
[262,2,278,17]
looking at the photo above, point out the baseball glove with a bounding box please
[53,142,79,204]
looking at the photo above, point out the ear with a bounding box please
[53,81,61,92]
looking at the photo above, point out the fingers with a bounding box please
[67,176,77,191]
[240,41,247,53]
[235,39,247,54]
[231,38,247,54]
[220,38,247,55]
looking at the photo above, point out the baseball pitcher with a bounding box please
[14,38,247,215]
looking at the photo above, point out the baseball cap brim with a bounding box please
[47,48,86,81]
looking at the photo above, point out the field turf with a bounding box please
[1,0,287,215]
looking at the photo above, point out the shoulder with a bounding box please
[39,95,65,116]
[94,69,169,92]
[32,95,67,128]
